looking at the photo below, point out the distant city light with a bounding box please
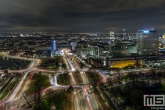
[143,30,149,33]
[94,34,97,36]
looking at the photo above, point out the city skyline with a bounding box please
[0,26,164,110]
[0,0,165,33]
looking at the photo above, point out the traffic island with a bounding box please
[38,56,62,70]
[85,71,101,83]
[33,90,74,110]
[25,73,51,96]
[57,72,71,85]
[0,75,21,100]
[72,70,83,84]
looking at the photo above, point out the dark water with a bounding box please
[0,57,30,70]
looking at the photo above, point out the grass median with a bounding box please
[86,71,101,83]
[26,74,51,96]
[0,75,21,100]
[33,90,74,110]
[39,56,62,71]
[16,72,31,97]
[57,73,71,85]
[72,70,83,84]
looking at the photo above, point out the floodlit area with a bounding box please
[110,60,145,69]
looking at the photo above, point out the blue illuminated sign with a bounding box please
[143,30,149,33]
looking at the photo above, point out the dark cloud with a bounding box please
[0,0,165,33]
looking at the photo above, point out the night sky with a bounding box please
[0,0,165,33]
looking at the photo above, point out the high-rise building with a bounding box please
[122,29,128,40]
[123,29,128,39]
[136,30,159,55]
[71,42,77,51]
[110,31,115,40]
[52,40,57,51]
[51,40,57,57]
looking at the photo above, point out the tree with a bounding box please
[55,61,58,68]
[107,78,113,87]
[130,89,143,110]
[127,72,133,82]
[80,63,83,69]
[127,72,139,89]
[150,70,156,84]
[4,69,8,74]
[67,85,74,93]
[62,63,66,70]
[157,72,163,83]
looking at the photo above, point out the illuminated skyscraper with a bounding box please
[51,40,57,57]
[123,29,128,39]
[136,30,159,55]
[110,31,115,40]
[71,42,77,51]
[52,40,56,51]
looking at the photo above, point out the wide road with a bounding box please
[71,55,100,110]
[0,53,79,109]
[0,54,40,108]
[68,54,100,110]
[0,52,154,110]
[63,54,76,85]
[5,60,36,104]
[65,53,90,110]
[74,90,88,110]
[89,93,100,110]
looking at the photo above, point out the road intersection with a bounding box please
[0,52,153,110]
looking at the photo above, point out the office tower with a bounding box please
[51,40,57,57]
[71,42,77,51]
[110,31,115,40]
[136,30,159,55]
[123,29,127,39]
[52,40,56,51]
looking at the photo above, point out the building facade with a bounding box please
[71,42,77,51]
[137,30,159,55]
[51,40,57,57]
[110,31,115,40]
[52,40,57,51]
